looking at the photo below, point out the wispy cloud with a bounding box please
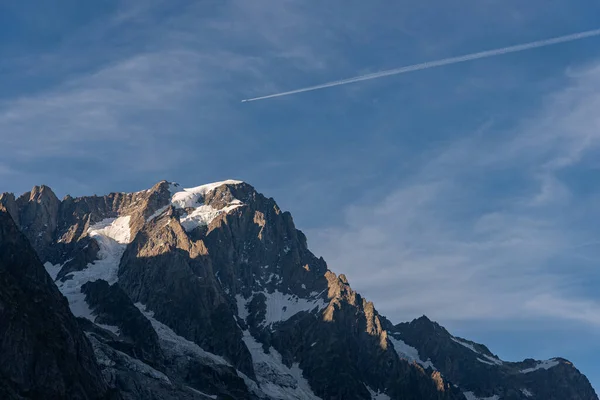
[0,49,258,150]
[0,0,321,192]
[4,0,406,198]
[526,294,600,326]
[309,61,600,327]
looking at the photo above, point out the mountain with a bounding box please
[0,180,596,400]
[0,209,117,399]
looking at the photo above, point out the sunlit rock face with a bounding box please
[1,181,596,400]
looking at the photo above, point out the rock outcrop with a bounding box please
[0,210,117,400]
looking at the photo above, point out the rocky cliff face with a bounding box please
[1,180,597,400]
[0,210,117,400]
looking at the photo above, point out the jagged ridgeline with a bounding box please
[0,181,597,400]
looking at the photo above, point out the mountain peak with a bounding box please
[415,315,432,323]
[167,179,245,194]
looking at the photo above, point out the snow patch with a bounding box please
[170,180,243,209]
[169,180,245,232]
[264,291,326,326]
[520,359,560,373]
[54,216,132,320]
[236,294,250,321]
[463,392,500,400]
[97,323,121,335]
[521,388,533,397]
[146,205,169,222]
[451,337,503,365]
[44,262,63,281]
[179,203,242,232]
[451,337,478,353]
[186,386,217,399]
[480,354,503,366]
[242,330,321,400]
[168,182,181,195]
[309,290,324,298]
[388,335,436,370]
[265,273,284,285]
[367,386,391,400]
[88,334,171,384]
[237,370,267,399]
[135,303,228,366]
[62,288,96,321]
[88,216,132,244]
[236,290,326,327]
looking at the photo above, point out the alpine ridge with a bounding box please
[0,180,597,400]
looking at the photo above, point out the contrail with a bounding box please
[241,28,600,102]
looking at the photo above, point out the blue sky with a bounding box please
[1,0,599,390]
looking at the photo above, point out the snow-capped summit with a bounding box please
[169,179,245,204]
[169,180,246,232]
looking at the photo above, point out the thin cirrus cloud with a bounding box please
[0,50,249,150]
[308,61,600,327]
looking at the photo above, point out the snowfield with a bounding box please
[463,392,500,400]
[367,386,391,400]
[236,290,327,326]
[521,388,534,397]
[169,180,244,208]
[168,180,245,231]
[451,337,503,365]
[520,359,560,373]
[388,334,436,370]
[43,261,63,280]
[242,330,321,400]
[235,285,326,399]
[45,216,132,321]
[135,302,228,366]
[88,216,132,244]
[88,334,171,384]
